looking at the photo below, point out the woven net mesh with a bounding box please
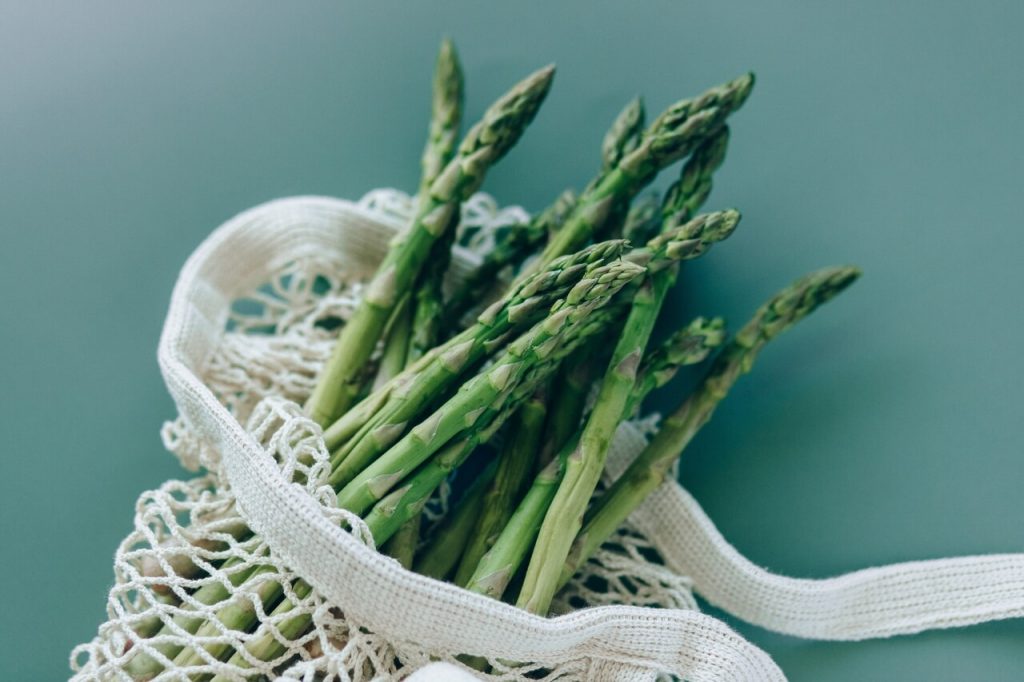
[70,191,696,681]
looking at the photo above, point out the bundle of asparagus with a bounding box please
[118,39,860,679]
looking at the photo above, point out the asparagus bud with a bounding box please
[601,96,645,172]
[628,316,727,414]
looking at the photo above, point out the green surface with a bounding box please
[1,2,1021,679]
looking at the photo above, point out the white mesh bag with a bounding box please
[70,191,1024,681]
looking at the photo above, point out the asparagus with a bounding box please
[621,192,662,245]
[325,240,629,488]
[419,39,464,195]
[141,249,624,674]
[362,409,512,544]
[371,296,413,391]
[462,211,738,607]
[536,348,599,468]
[444,188,577,330]
[363,292,622,547]
[415,465,498,580]
[122,558,276,678]
[208,443,509,675]
[382,513,421,569]
[460,318,724,604]
[382,195,460,566]
[465,456,561,600]
[215,459,499,678]
[142,242,617,680]
[667,125,730,222]
[591,97,646,239]
[626,316,727,416]
[306,62,555,425]
[521,73,754,278]
[459,131,734,604]
[562,266,862,586]
[516,208,741,614]
[600,97,645,173]
[408,211,459,364]
[453,388,547,586]
[336,257,646,516]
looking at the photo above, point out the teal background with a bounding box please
[1,1,1022,679]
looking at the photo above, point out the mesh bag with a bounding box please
[71,191,1024,681]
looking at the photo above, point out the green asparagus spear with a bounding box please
[371,296,413,391]
[419,38,464,195]
[464,456,561,600]
[626,316,726,416]
[521,74,753,278]
[382,194,461,566]
[453,388,548,586]
[306,62,555,425]
[621,192,663,245]
[562,266,861,586]
[589,97,646,239]
[362,290,621,548]
[415,466,498,580]
[536,348,600,469]
[600,97,645,173]
[518,209,740,615]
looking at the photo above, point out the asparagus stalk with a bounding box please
[415,465,498,580]
[590,97,646,239]
[461,131,736,607]
[139,239,612,679]
[521,73,754,279]
[122,558,275,678]
[382,196,460,566]
[562,266,862,586]
[306,62,555,425]
[536,348,599,469]
[460,316,681,604]
[408,213,459,364]
[463,211,739,606]
[600,97,645,174]
[215,454,497,677]
[336,257,646,516]
[517,209,741,614]
[204,434,511,675]
[465,456,561,600]
[362,413,511,544]
[371,296,413,391]
[453,388,548,586]
[325,240,629,487]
